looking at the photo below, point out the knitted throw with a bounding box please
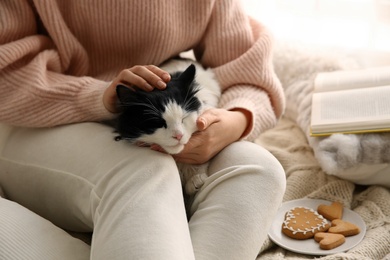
[252,41,390,259]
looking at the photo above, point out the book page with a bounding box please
[314,66,390,93]
[311,85,390,133]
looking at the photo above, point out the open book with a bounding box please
[310,66,390,136]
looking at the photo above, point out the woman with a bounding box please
[0,1,286,259]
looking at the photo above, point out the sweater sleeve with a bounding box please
[0,1,115,127]
[193,0,285,141]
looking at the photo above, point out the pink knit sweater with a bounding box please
[0,0,285,141]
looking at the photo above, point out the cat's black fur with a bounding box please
[115,64,201,141]
[113,61,220,202]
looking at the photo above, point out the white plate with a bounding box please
[268,199,366,256]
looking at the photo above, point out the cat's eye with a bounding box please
[163,122,167,129]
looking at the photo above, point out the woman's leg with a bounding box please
[0,197,91,260]
[0,123,194,260]
[189,141,286,260]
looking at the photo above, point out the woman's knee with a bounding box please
[210,142,285,181]
[204,141,286,196]
[90,152,184,226]
[190,142,286,215]
[94,150,181,197]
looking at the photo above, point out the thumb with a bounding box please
[196,109,220,131]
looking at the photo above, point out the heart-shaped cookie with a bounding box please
[314,232,346,250]
[282,206,330,240]
[317,201,343,220]
[328,219,360,236]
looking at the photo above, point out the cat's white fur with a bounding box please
[138,101,199,154]
[141,58,221,155]
[153,58,221,195]
[160,58,220,112]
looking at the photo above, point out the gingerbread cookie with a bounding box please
[282,206,330,240]
[317,201,344,220]
[314,232,346,250]
[328,219,361,237]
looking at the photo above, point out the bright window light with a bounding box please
[242,0,390,51]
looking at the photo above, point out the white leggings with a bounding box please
[0,122,286,260]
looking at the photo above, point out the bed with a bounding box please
[254,41,390,259]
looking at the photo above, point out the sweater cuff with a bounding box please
[220,86,278,141]
[76,79,117,122]
[223,99,255,140]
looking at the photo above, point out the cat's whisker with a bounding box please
[183,85,192,105]
[144,110,161,118]
[186,97,198,106]
[145,98,161,114]
[120,102,161,117]
[183,86,200,109]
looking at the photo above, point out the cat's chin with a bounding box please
[163,144,185,155]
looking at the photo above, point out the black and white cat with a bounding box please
[115,59,221,195]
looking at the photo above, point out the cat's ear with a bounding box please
[116,84,135,103]
[178,64,196,85]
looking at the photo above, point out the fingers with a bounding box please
[146,65,171,83]
[171,132,213,164]
[105,64,171,113]
[197,109,221,130]
[117,65,171,91]
[173,146,212,164]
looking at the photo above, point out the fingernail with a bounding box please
[157,81,166,88]
[197,119,206,130]
[162,73,171,82]
[145,83,153,91]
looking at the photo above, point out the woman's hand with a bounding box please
[103,65,171,113]
[172,108,250,164]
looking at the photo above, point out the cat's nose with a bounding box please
[173,132,183,140]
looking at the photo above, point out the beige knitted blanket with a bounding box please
[254,42,390,259]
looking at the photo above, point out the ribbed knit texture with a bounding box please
[0,0,285,140]
[255,116,390,260]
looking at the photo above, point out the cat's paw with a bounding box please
[316,134,361,174]
[185,173,208,195]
